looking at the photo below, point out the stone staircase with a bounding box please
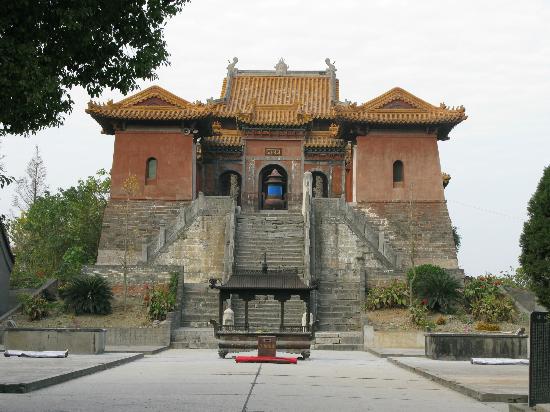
[316,275,363,332]
[171,284,219,349]
[234,213,305,273]
[230,212,307,329]
[180,284,218,328]
[171,328,217,349]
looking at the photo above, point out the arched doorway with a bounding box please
[220,171,241,206]
[259,165,288,210]
[311,171,328,198]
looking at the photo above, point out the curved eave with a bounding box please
[337,112,467,124]
[86,108,211,134]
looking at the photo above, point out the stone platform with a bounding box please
[388,356,528,403]
[0,352,143,393]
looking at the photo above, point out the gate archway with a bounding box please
[259,165,288,210]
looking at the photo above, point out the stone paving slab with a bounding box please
[388,356,527,403]
[0,349,507,411]
[367,347,425,358]
[0,352,143,393]
[105,345,168,355]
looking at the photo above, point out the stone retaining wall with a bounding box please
[364,326,425,349]
[425,332,528,360]
[4,328,106,354]
[83,265,182,287]
[360,201,459,271]
[106,327,171,347]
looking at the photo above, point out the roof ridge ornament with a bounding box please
[325,58,337,76]
[274,58,289,75]
[226,57,238,76]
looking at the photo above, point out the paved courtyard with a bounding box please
[0,349,508,412]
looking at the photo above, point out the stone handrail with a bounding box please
[144,193,206,263]
[302,172,313,283]
[335,196,401,268]
[223,200,238,281]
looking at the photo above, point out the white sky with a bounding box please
[1,0,549,276]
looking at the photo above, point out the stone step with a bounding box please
[235,260,303,265]
[235,253,304,259]
[236,238,303,243]
[180,285,218,328]
[313,344,363,351]
[237,215,303,221]
[171,328,217,349]
[235,250,303,256]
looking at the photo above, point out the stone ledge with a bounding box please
[0,352,143,393]
[388,356,527,403]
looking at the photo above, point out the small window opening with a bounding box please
[146,158,157,180]
[393,160,404,185]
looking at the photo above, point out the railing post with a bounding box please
[302,172,313,282]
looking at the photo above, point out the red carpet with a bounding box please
[235,355,298,364]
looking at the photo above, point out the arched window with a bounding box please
[393,160,404,184]
[146,157,157,180]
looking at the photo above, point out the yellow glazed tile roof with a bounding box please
[202,135,242,148]
[86,69,466,132]
[305,136,346,150]
[336,87,467,124]
[86,85,209,121]
[216,75,336,120]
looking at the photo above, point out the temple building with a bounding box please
[86,58,466,346]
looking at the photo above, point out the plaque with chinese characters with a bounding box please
[265,148,282,156]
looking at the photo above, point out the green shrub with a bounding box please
[148,274,179,321]
[169,272,179,297]
[471,294,516,323]
[19,294,49,321]
[408,265,461,313]
[63,275,113,315]
[148,285,176,321]
[498,267,531,289]
[365,280,409,310]
[409,304,429,328]
[463,275,501,308]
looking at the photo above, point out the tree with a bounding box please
[0,139,14,222]
[9,170,110,287]
[520,165,550,308]
[13,145,48,210]
[0,139,14,189]
[452,225,461,252]
[0,1,189,136]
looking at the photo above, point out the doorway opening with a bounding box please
[259,165,288,210]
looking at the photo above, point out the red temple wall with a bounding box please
[111,131,194,200]
[243,138,303,210]
[355,131,444,202]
